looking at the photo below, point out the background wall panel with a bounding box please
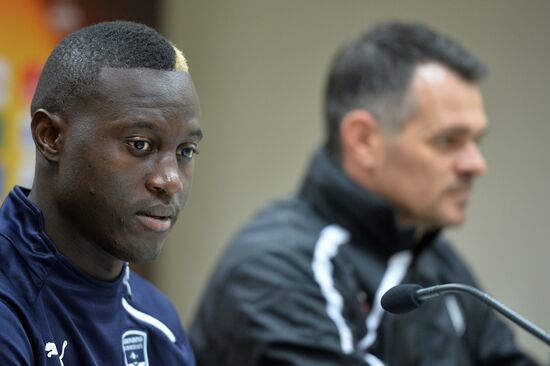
[157,1,550,362]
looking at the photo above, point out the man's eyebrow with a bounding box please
[126,121,157,130]
[112,121,203,140]
[189,128,204,141]
[110,120,157,130]
[438,125,487,136]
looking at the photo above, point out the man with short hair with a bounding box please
[0,21,202,365]
[190,22,537,365]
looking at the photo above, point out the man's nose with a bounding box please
[456,142,487,177]
[145,155,184,196]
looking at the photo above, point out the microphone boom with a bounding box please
[382,283,550,346]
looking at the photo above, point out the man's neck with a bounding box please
[28,186,124,281]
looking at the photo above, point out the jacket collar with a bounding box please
[298,148,439,258]
[0,186,126,295]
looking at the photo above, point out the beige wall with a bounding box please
[155,1,550,362]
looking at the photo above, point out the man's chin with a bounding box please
[440,211,467,227]
[122,241,165,264]
[398,207,466,228]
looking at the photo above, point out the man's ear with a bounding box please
[339,109,382,170]
[31,109,67,162]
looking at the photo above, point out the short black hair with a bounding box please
[31,21,186,116]
[324,21,487,157]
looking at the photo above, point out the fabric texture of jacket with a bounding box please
[190,148,537,366]
[0,186,195,365]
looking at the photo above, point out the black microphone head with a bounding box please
[381,284,423,314]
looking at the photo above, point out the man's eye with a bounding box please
[179,147,198,159]
[437,135,454,146]
[434,134,465,149]
[129,140,152,151]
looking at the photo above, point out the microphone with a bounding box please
[381,283,550,346]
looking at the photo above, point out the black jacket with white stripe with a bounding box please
[190,148,538,366]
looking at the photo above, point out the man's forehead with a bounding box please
[404,63,487,133]
[96,67,198,106]
[412,62,482,95]
[81,67,200,120]
[97,67,192,91]
[414,62,450,83]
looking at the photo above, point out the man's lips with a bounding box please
[448,186,471,205]
[135,206,177,232]
[136,214,172,232]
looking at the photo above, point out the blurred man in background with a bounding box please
[0,21,202,365]
[190,21,537,365]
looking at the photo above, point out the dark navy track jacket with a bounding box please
[0,186,195,365]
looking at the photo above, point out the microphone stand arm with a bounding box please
[417,284,550,346]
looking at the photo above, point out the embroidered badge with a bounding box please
[122,330,149,366]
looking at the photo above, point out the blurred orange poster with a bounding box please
[0,0,156,197]
[0,0,65,196]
